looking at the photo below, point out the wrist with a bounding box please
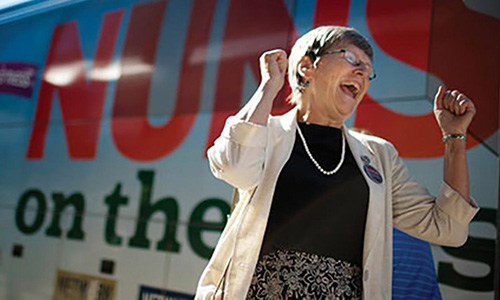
[442,130,466,136]
[442,133,467,144]
[441,126,467,136]
[261,77,283,90]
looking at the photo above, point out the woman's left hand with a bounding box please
[433,86,476,135]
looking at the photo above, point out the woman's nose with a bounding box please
[353,66,368,79]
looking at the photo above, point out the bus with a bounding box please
[0,0,498,299]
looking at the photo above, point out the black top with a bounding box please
[259,122,369,267]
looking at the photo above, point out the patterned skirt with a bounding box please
[247,249,362,300]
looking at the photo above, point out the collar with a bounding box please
[276,106,375,157]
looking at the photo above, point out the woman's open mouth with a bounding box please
[339,81,361,99]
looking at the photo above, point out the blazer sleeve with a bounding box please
[207,116,268,190]
[389,144,479,247]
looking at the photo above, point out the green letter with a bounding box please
[128,170,181,252]
[15,189,47,234]
[188,198,230,259]
[104,183,128,245]
[438,208,496,291]
[45,192,85,240]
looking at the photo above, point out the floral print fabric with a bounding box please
[247,249,362,300]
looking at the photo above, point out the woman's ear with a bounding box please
[297,55,315,81]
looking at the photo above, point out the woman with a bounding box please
[196,26,479,299]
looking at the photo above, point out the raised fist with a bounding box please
[433,86,476,136]
[259,49,288,89]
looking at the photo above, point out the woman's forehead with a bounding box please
[329,43,372,63]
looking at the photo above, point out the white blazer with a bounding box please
[196,107,479,299]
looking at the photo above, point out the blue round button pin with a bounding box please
[363,164,383,184]
[360,155,371,165]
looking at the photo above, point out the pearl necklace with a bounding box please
[296,124,345,175]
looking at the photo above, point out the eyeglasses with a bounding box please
[320,49,376,81]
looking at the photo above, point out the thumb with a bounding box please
[434,85,444,109]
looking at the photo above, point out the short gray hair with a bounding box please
[288,26,373,103]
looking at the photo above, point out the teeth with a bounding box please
[342,82,360,95]
[343,82,359,89]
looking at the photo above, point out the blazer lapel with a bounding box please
[343,128,386,265]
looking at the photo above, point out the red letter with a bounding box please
[112,0,217,161]
[314,0,351,27]
[26,10,123,159]
[358,0,499,158]
[205,0,297,154]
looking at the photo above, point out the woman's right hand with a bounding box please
[259,49,288,91]
[234,49,288,125]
